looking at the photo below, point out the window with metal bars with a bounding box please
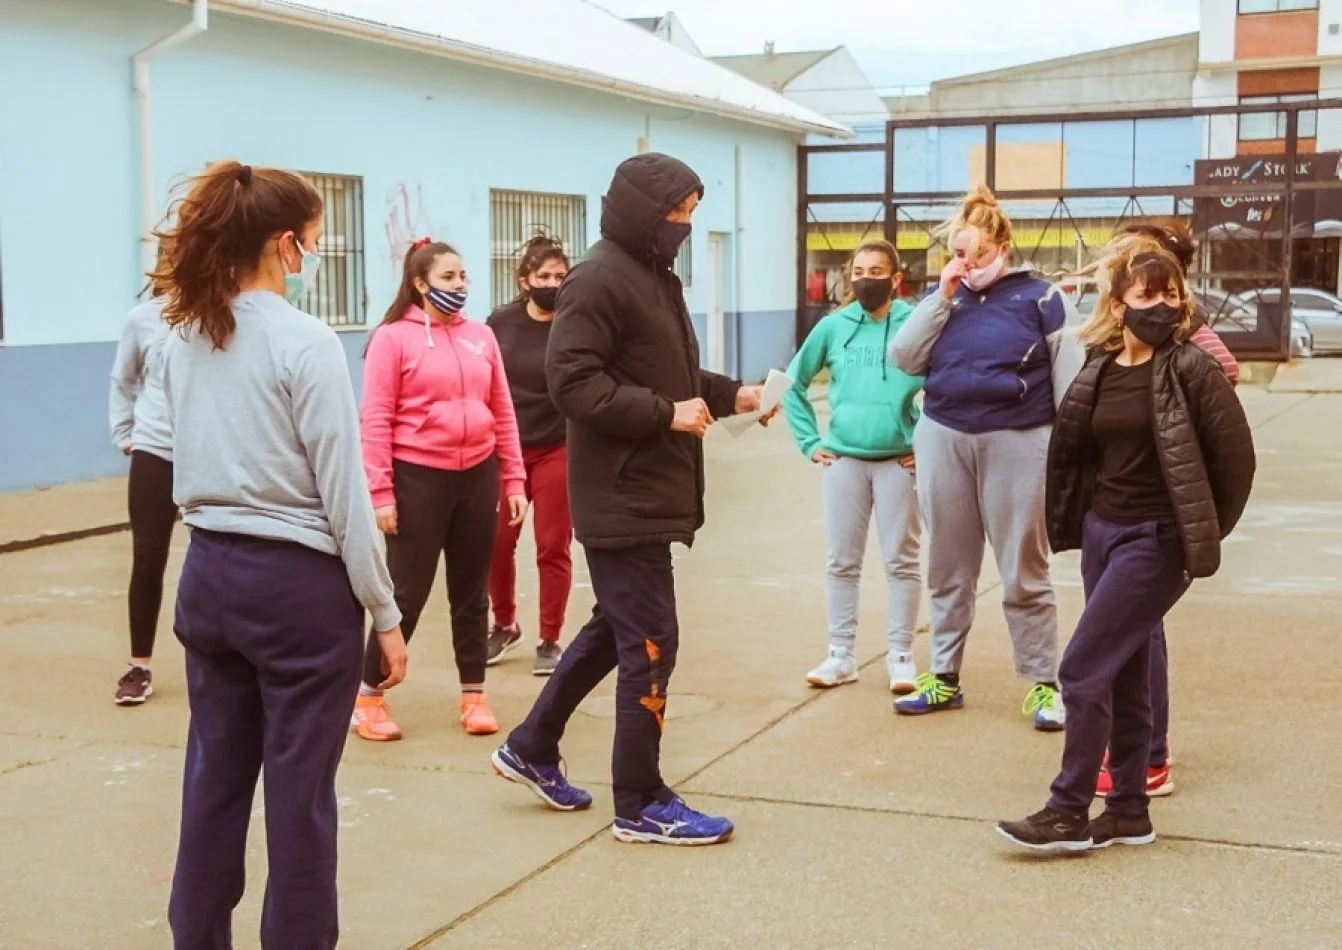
[489,190,588,309]
[296,172,367,328]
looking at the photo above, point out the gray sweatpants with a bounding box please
[822,456,922,657]
[913,416,1058,682]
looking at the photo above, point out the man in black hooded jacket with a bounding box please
[492,153,768,846]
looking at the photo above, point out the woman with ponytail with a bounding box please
[353,238,527,741]
[890,185,1084,729]
[155,160,406,947]
[484,233,574,676]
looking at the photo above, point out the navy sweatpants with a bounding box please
[169,529,363,950]
[1048,514,1189,817]
[1149,622,1171,768]
[507,543,678,820]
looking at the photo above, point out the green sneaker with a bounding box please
[893,673,965,715]
[1024,683,1066,732]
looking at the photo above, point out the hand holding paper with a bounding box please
[719,368,793,437]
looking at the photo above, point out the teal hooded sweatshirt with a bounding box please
[783,299,924,461]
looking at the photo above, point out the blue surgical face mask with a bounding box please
[425,286,467,316]
[283,237,321,305]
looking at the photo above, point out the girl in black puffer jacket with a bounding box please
[998,235,1255,854]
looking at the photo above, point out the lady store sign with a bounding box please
[1195,152,1342,237]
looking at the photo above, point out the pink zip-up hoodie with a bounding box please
[361,305,526,509]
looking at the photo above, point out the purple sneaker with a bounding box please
[611,797,734,846]
[491,744,592,812]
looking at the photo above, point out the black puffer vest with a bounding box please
[1046,341,1256,579]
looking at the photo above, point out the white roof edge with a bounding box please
[210,0,853,139]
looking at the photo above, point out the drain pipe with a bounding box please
[134,0,209,274]
[733,144,747,380]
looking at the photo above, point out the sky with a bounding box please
[593,0,1202,90]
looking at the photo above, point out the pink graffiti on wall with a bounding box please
[384,184,435,274]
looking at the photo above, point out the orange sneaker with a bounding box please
[460,693,499,736]
[351,693,402,742]
[1095,761,1174,798]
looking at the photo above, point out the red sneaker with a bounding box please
[1095,762,1174,798]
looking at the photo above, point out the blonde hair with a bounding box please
[933,185,1013,257]
[1078,233,1194,352]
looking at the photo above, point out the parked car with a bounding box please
[1244,287,1342,356]
[1193,289,1314,359]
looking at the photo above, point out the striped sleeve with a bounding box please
[1189,324,1240,386]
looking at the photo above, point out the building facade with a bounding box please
[714,47,890,142]
[0,0,843,492]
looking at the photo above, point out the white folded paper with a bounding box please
[718,368,794,437]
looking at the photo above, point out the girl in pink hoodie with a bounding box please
[354,238,527,740]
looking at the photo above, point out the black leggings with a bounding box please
[362,457,499,688]
[127,450,176,658]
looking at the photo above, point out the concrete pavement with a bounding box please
[1,387,1340,949]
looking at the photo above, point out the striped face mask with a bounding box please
[426,287,467,316]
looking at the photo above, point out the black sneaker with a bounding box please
[115,666,154,706]
[486,624,523,666]
[533,641,562,677]
[1089,810,1155,850]
[996,808,1092,852]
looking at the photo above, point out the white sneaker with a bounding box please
[1024,683,1066,733]
[806,649,858,688]
[888,653,918,695]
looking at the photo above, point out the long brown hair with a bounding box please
[1079,234,1194,352]
[514,231,569,302]
[152,160,323,349]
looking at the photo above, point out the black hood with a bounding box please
[599,153,704,263]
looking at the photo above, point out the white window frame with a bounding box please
[1238,93,1318,141]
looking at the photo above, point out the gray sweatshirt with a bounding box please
[161,290,401,632]
[109,298,174,460]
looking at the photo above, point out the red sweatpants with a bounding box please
[489,443,573,643]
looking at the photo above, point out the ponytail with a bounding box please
[152,160,323,349]
[933,184,1013,255]
[363,238,459,356]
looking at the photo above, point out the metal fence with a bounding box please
[489,190,588,309]
[798,98,1342,361]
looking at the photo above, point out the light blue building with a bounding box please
[0,0,844,492]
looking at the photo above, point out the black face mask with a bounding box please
[852,277,894,313]
[1123,301,1182,347]
[529,285,559,312]
[652,221,692,264]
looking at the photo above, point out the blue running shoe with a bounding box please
[893,673,965,715]
[491,744,592,812]
[611,797,734,846]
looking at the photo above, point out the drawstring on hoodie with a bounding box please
[842,309,891,381]
[423,309,435,349]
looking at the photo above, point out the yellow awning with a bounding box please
[807,226,1121,253]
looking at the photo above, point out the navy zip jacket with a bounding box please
[889,269,1084,434]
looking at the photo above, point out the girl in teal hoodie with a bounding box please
[784,239,926,696]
